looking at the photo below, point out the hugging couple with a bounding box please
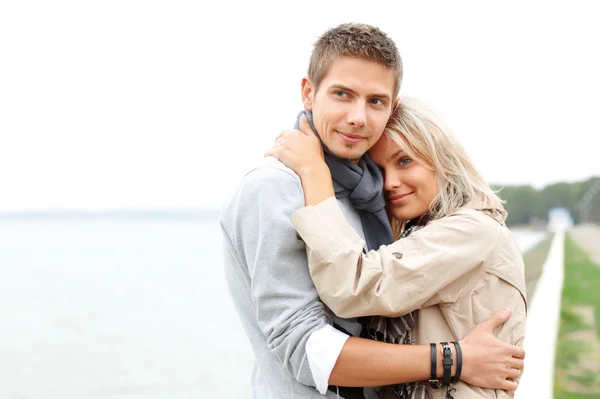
[221,22,526,399]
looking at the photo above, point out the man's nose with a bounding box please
[347,103,367,127]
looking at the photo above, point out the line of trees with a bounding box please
[493,176,600,226]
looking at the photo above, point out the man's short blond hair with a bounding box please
[308,23,402,99]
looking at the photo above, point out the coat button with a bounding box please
[392,252,403,259]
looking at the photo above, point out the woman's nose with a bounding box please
[384,172,402,191]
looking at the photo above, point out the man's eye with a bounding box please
[370,99,383,105]
[335,91,348,97]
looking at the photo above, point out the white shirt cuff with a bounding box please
[306,324,350,394]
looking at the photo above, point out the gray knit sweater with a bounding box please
[220,157,366,399]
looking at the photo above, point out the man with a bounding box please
[220,23,524,398]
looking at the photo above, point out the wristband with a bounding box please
[451,341,462,384]
[440,342,453,386]
[429,343,440,389]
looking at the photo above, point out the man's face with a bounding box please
[302,56,396,162]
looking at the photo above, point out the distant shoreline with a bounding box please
[0,209,221,220]
[0,213,545,226]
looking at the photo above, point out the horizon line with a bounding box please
[0,208,221,219]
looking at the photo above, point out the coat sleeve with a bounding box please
[290,196,501,318]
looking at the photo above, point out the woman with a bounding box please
[266,97,526,398]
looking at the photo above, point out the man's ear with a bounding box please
[301,77,314,111]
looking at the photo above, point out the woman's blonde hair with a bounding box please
[384,97,504,237]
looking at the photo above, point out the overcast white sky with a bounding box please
[1,1,598,211]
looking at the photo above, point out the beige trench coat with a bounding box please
[291,197,527,398]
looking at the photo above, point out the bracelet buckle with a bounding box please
[440,342,453,386]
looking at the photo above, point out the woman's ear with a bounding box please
[301,77,314,111]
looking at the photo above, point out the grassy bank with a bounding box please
[554,235,600,398]
[523,233,554,302]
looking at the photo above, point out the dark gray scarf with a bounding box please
[367,224,431,399]
[294,110,393,251]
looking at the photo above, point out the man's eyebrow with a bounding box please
[389,150,404,161]
[371,93,392,102]
[330,84,357,95]
[330,85,391,102]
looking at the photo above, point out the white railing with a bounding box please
[515,228,565,399]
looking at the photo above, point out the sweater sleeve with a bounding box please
[291,196,500,319]
[230,162,346,388]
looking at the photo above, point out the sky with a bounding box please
[1,1,599,211]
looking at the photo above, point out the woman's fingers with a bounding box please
[265,143,282,158]
[268,121,323,163]
[298,114,314,136]
[275,130,293,143]
[274,129,311,152]
[299,115,320,144]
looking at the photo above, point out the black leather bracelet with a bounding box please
[429,343,439,389]
[441,342,453,386]
[451,341,462,384]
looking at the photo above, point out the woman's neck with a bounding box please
[407,213,430,228]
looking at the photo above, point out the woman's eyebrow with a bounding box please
[389,150,404,161]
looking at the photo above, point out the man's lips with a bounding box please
[336,130,365,144]
[387,192,413,205]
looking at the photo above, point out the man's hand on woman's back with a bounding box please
[459,309,525,391]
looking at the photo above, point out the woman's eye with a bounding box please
[399,157,412,166]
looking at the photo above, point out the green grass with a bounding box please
[554,235,600,398]
[553,393,600,399]
[559,236,600,338]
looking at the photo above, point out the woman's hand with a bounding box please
[265,114,326,178]
[265,114,334,206]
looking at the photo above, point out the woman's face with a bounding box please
[369,134,439,222]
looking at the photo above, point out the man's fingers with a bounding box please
[506,368,521,380]
[478,309,512,333]
[508,356,524,371]
[500,379,519,391]
[510,345,525,360]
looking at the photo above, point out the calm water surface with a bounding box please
[0,218,545,398]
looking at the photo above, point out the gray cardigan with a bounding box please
[220,158,366,398]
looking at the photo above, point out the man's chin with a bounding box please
[329,144,367,163]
